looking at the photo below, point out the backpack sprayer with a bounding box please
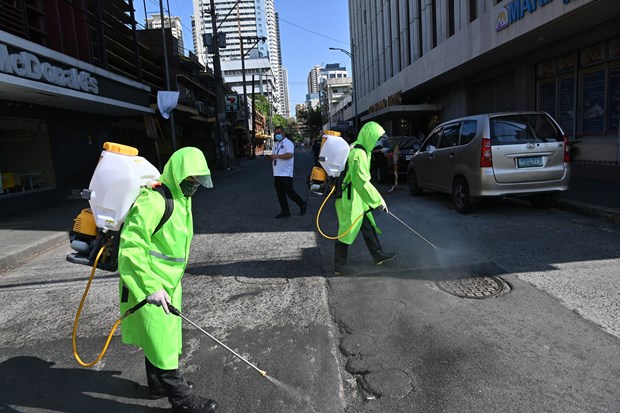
[68,143,270,378]
[67,142,163,367]
[310,131,367,240]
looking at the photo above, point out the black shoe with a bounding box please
[374,252,396,265]
[172,395,218,413]
[334,266,358,276]
[149,381,194,400]
[300,202,307,216]
[275,212,291,219]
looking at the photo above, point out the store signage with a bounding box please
[0,43,99,94]
[368,91,402,113]
[225,94,238,111]
[496,0,559,32]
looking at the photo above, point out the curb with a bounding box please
[555,200,620,224]
[0,232,68,274]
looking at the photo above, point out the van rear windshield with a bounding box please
[490,114,562,145]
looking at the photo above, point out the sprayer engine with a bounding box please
[66,208,121,272]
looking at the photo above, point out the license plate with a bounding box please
[517,156,543,168]
[405,155,413,161]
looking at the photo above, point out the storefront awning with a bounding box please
[1,30,153,116]
[361,104,441,122]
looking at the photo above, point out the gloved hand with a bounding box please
[380,198,389,214]
[146,289,171,314]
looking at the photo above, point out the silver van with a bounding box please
[407,112,570,213]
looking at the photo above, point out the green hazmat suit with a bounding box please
[335,122,385,245]
[118,147,210,370]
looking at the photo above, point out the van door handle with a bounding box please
[449,153,455,158]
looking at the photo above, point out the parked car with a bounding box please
[371,135,422,183]
[407,112,570,213]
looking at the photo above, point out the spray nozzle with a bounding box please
[167,304,182,317]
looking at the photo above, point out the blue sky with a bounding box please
[135,0,351,116]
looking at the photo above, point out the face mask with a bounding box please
[274,133,283,141]
[180,178,200,197]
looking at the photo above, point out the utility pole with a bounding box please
[208,0,229,170]
[159,0,177,150]
[239,37,249,159]
[239,35,266,159]
[251,74,256,158]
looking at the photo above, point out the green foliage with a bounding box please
[253,94,270,118]
[296,105,324,139]
[272,114,288,130]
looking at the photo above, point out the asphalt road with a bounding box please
[314,170,620,412]
[1,148,620,413]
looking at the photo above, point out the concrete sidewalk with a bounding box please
[0,159,257,273]
[0,161,619,274]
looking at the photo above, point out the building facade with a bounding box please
[146,14,185,56]
[192,0,285,115]
[281,67,291,117]
[349,0,620,162]
[0,0,224,214]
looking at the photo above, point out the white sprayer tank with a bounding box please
[87,142,160,231]
[319,132,350,178]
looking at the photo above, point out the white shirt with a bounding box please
[272,138,295,177]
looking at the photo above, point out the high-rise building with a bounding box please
[307,65,322,95]
[281,67,290,118]
[192,0,284,113]
[147,14,185,56]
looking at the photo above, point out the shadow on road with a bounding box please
[0,356,168,413]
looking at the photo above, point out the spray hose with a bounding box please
[72,246,146,367]
[315,184,364,240]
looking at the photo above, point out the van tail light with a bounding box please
[563,135,570,163]
[480,137,492,167]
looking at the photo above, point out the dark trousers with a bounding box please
[145,356,193,402]
[335,215,385,268]
[274,176,304,214]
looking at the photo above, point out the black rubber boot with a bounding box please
[361,218,396,265]
[171,394,218,413]
[334,241,357,275]
[148,381,194,400]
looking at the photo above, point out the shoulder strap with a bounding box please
[151,184,174,236]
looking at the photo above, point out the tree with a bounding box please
[253,94,270,119]
[297,105,324,139]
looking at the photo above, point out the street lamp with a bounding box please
[329,46,358,134]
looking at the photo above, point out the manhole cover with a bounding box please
[436,276,509,299]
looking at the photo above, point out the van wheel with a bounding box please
[452,177,473,214]
[408,171,423,196]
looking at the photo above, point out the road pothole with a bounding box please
[436,275,510,299]
[357,369,413,400]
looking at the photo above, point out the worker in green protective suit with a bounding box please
[335,121,396,276]
[118,147,218,413]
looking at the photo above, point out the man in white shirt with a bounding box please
[267,126,307,218]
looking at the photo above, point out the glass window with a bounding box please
[438,123,460,148]
[490,114,561,145]
[422,129,441,151]
[460,120,477,145]
[0,118,56,195]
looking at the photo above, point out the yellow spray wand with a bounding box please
[167,304,267,378]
